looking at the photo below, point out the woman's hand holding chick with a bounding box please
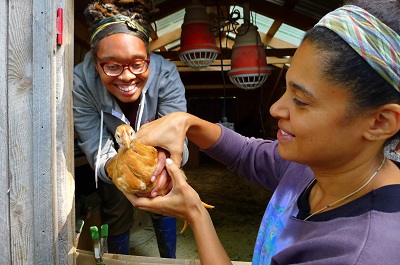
[125,158,205,224]
[136,112,189,166]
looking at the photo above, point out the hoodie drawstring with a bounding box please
[94,110,104,189]
[135,91,146,131]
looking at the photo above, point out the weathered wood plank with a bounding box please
[55,1,76,265]
[5,0,75,263]
[32,0,57,264]
[0,0,11,263]
[75,249,252,265]
[8,0,36,263]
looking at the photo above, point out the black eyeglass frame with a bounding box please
[98,59,150,76]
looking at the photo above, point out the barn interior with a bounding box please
[73,0,342,261]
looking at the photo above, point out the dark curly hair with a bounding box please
[83,0,158,51]
[84,0,158,31]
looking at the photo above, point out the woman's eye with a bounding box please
[293,98,308,106]
[105,64,119,70]
[131,62,143,69]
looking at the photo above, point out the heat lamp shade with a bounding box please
[228,24,271,89]
[180,23,219,53]
[178,1,219,68]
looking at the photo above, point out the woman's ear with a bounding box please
[364,104,400,141]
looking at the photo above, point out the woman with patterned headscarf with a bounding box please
[125,0,400,264]
[73,0,188,257]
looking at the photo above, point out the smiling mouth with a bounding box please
[117,84,137,92]
[281,129,294,137]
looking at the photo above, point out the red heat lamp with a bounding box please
[179,0,220,69]
[228,4,271,90]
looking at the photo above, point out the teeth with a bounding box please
[281,130,289,136]
[119,85,136,92]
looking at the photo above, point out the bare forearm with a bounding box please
[184,114,222,150]
[190,208,232,265]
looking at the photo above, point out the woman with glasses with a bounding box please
[72,0,188,257]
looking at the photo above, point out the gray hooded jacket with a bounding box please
[73,52,188,185]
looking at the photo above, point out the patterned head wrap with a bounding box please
[89,14,150,47]
[316,5,400,93]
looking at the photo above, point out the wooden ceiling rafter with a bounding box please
[149,28,181,51]
[155,47,295,60]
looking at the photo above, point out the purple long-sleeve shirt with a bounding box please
[203,125,400,264]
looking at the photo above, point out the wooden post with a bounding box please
[0,0,11,262]
[2,0,75,264]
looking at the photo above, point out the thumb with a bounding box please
[165,158,185,185]
[169,153,182,167]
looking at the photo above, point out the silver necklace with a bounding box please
[304,157,386,221]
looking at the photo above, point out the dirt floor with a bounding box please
[129,160,273,262]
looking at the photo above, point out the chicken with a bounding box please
[107,124,158,195]
[107,124,214,233]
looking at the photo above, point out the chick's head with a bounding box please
[115,124,136,149]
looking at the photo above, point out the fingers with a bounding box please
[169,154,182,167]
[163,178,173,194]
[123,193,149,210]
[150,169,169,197]
[165,158,185,184]
[151,149,167,182]
[149,149,170,197]
[124,192,164,214]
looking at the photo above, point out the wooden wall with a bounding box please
[0,0,75,264]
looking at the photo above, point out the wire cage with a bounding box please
[229,73,269,90]
[179,49,219,69]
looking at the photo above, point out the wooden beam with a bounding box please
[150,28,181,51]
[185,84,238,89]
[178,65,232,72]
[174,59,232,67]
[173,56,291,72]
[266,21,282,37]
[76,249,252,264]
[261,35,298,49]
[155,48,296,60]
[149,24,158,41]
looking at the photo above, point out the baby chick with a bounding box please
[107,124,158,195]
[108,124,214,233]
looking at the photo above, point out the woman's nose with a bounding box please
[270,93,289,119]
[118,67,136,81]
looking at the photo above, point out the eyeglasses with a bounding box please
[99,59,150,76]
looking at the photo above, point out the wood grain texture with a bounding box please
[54,1,76,264]
[75,249,252,265]
[8,0,35,263]
[32,0,75,264]
[4,0,75,264]
[0,0,11,263]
